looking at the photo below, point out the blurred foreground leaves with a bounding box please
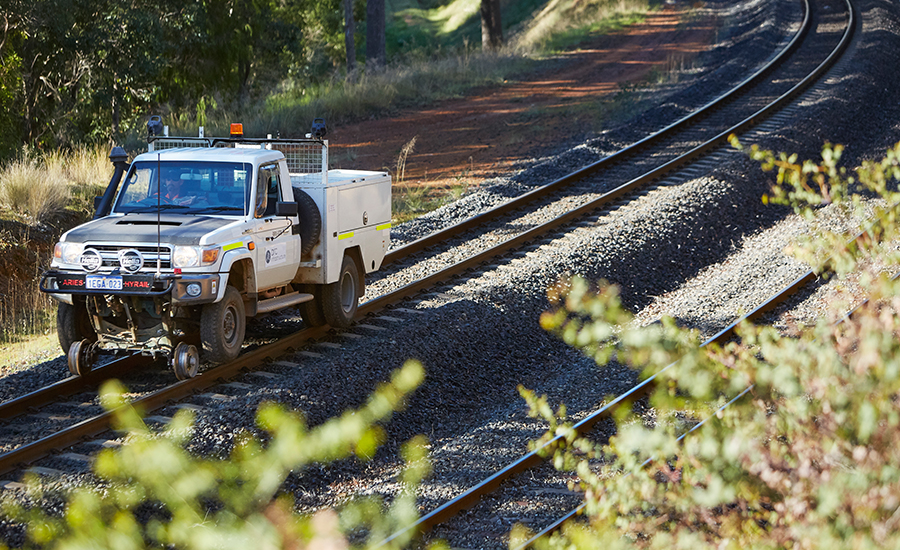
[516,139,900,548]
[4,360,445,550]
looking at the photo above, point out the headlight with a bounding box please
[173,246,220,268]
[54,242,85,265]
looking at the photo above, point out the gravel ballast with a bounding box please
[3,0,900,548]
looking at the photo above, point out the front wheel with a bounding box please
[57,300,96,354]
[200,286,246,363]
[322,255,360,328]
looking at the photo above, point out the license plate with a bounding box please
[86,275,123,290]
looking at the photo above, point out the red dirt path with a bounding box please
[329,7,717,190]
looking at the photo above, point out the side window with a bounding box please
[265,167,280,216]
[255,166,281,218]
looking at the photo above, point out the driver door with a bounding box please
[251,164,299,291]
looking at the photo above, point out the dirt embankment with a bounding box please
[329,7,716,190]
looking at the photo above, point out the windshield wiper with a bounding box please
[126,204,191,213]
[193,206,244,213]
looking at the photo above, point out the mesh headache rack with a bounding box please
[148,135,329,186]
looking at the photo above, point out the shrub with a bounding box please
[4,361,445,550]
[513,139,900,548]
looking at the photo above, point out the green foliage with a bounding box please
[2,0,655,160]
[515,141,900,548]
[0,29,24,161]
[4,361,439,549]
[511,1,647,53]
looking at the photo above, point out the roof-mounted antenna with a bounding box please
[156,153,162,277]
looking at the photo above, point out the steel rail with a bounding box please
[520,236,884,550]
[512,386,756,550]
[0,355,149,421]
[378,0,855,542]
[0,323,329,475]
[0,0,839,478]
[378,264,825,545]
[383,0,812,265]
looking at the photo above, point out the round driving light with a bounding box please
[117,248,144,273]
[80,249,103,272]
[186,283,202,297]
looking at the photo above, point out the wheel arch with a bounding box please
[223,257,256,296]
[343,245,365,296]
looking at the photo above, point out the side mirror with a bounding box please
[276,201,298,217]
[93,196,102,210]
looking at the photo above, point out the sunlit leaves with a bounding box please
[515,141,900,548]
[5,360,433,549]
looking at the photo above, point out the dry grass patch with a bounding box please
[0,145,109,223]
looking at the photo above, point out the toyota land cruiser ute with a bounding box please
[40,122,391,379]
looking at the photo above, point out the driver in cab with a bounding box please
[162,173,197,206]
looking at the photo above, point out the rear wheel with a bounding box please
[200,286,246,363]
[67,339,95,377]
[322,255,360,328]
[57,300,96,354]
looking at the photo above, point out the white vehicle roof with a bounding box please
[133,147,284,165]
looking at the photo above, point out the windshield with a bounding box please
[113,161,251,215]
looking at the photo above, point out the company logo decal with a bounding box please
[123,280,151,289]
[117,249,144,273]
[265,243,287,266]
[80,249,103,272]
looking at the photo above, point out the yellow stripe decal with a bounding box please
[376,223,391,231]
[338,232,354,241]
[222,241,243,252]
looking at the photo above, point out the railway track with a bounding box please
[0,0,857,546]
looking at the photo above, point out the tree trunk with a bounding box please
[365,0,385,68]
[344,0,356,71]
[111,83,119,135]
[480,0,503,52]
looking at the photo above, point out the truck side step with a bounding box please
[256,292,315,315]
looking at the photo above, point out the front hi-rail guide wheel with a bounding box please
[171,342,200,380]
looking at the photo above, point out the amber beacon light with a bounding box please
[230,123,243,138]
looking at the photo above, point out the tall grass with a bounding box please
[0,145,109,358]
[0,158,70,223]
[0,146,109,222]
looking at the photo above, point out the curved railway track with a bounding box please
[0,0,857,545]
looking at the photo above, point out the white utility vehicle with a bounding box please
[41,119,391,379]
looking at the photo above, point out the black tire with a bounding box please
[292,188,322,256]
[322,255,360,328]
[200,286,246,363]
[57,300,96,354]
[297,284,327,328]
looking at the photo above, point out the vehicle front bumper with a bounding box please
[40,270,221,304]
